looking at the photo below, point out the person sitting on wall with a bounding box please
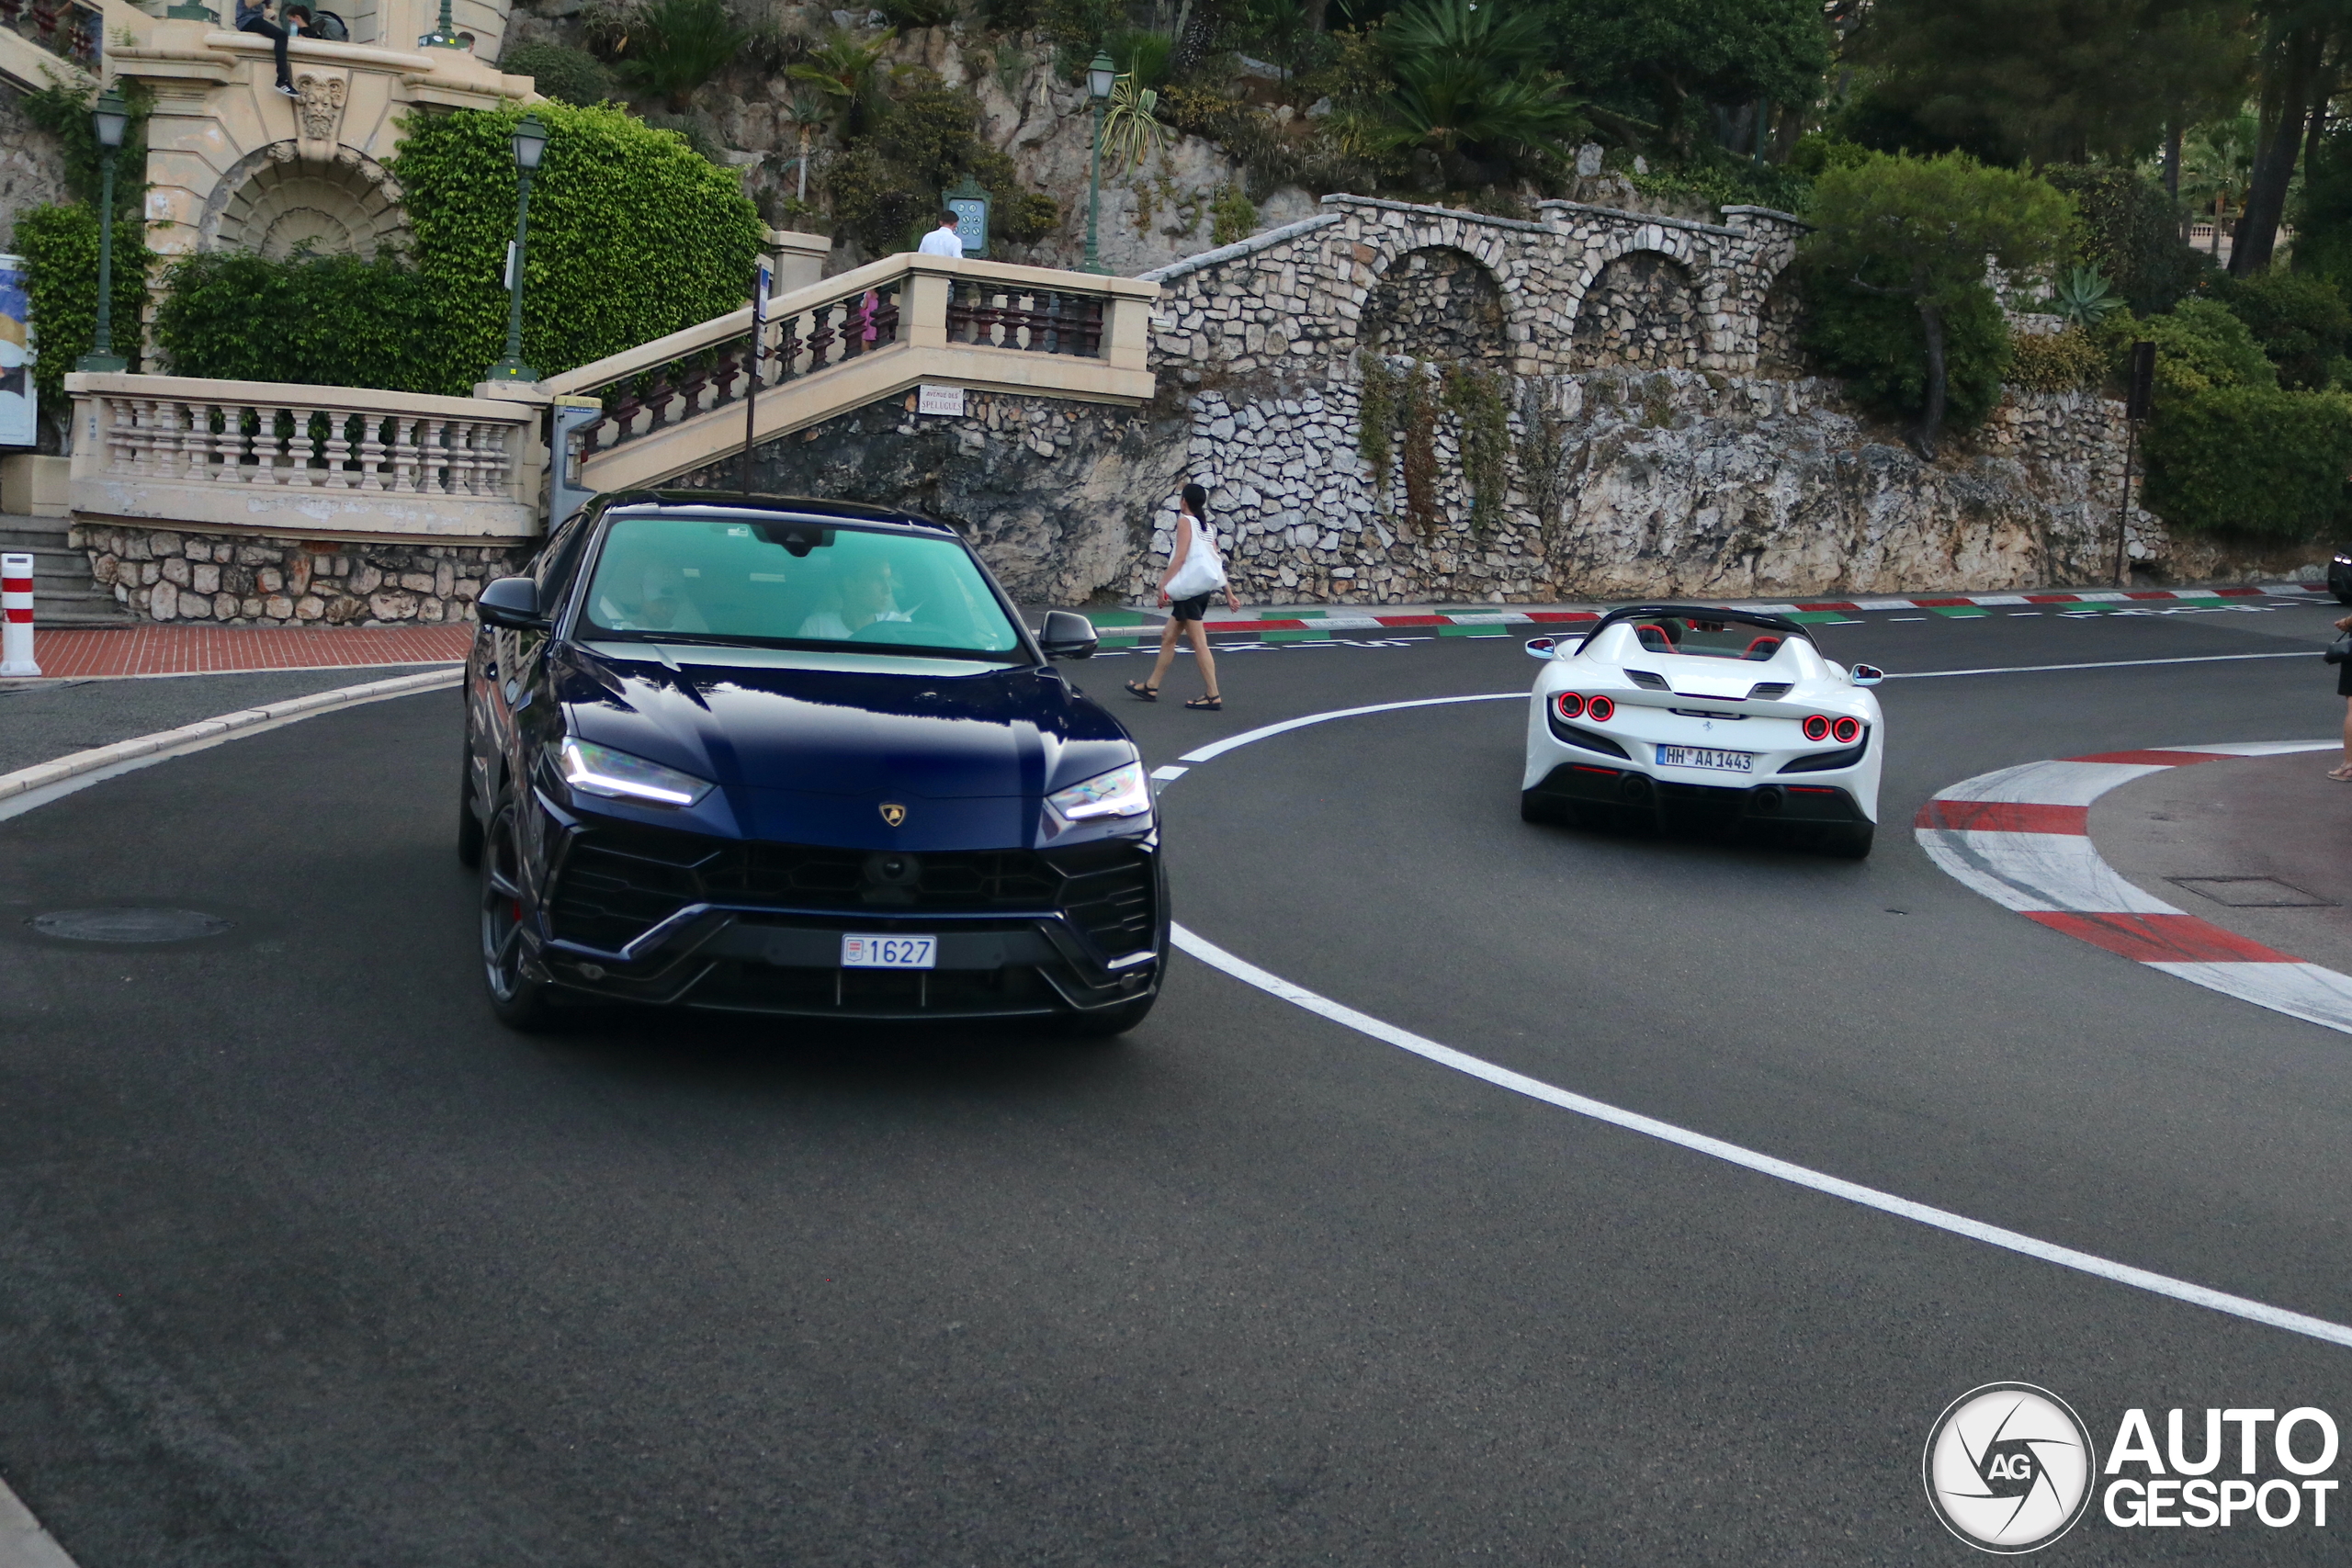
[236,0,304,96]
[917,211,964,259]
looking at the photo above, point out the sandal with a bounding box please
[2329,764,2352,782]
[1124,680,1158,702]
[1185,695,1223,710]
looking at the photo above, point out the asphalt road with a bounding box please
[4,596,2351,1564]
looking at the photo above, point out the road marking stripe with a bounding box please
[1913,800,2087,834]
[2023,910,2301,964]
[1159,695,2352,1351]
[1170,922,2352,1352]
[0,1477,78,1568]
[1890,650,2319,678]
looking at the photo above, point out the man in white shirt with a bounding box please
[917,211,964,259]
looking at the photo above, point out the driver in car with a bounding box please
[593,558,707,633]
[797,556,910,640]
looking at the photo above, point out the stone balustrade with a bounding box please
[66,374,542,543]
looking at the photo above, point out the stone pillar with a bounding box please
[763,228,832,298]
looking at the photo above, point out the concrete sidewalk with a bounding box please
[2094,745,2352,978]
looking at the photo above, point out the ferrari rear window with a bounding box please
[579,516,1023,660]
[1623,617,1801,661]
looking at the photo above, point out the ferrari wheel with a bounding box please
[480,787,557,1032]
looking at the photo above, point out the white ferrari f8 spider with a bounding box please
[1520,604,1885,858]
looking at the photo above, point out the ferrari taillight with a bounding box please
[1586,694,1615,722]
[1554,692,1586,720]
[1831,716,1860,744]
[1802,714,1831,741]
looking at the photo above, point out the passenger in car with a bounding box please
[797,555,910,640]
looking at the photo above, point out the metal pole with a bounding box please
[741,323,759,497]
[2115,417,2138,587]
[491,168,535,378]
[1083,94,1107,275]
[76,148,128,373]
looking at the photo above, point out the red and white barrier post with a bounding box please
[1,551,40,677]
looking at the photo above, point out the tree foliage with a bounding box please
[2211,268,2352,389]
[498,41,619,107]
[1801,152,2072,453]
[7,203,153,412]
[390,100,762,392]
[2101,299,2275,399]
[2038,164,2208,315]
[1801,260,2012,434]
[1374,0,1582,183]
[1560,0,1831,154]
[2143,385,2352,536]
[609,0,746,108]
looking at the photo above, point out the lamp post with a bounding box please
[419,0,467,50]
[484,115,548,384]
[1081,49,1114,276]
[75,84,130,375]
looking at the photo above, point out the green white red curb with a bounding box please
[1916,742,2352,1034]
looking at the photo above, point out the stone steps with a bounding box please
[0,514,141,626]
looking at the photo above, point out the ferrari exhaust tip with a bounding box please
[1617,773,1651,802]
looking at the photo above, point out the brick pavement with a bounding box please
[12,625,474,679]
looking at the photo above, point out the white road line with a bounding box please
[1159,693,2352,1352]
[1171,925,2352,1351]
[1891,650,2318,680]
[0,1477,77,1568]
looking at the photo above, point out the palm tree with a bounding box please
[786,28,905,139]
[1373,0,1580,182]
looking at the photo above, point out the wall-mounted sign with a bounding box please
[944,175,991,261]
[0,255,35,448]
[917,384,966,416]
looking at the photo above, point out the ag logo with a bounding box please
[1924,1382,2097,1553]
[878,802,907,827]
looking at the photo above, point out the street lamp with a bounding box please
[75,84,130,375]
[1081,48,1114,276]
[484,115,548,383]
[419,0,467,50]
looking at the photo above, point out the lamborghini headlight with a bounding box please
[560,738,713,807]
[1047,761,1151,822]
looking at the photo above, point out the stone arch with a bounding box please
[1360,245,1510,365]
[1570,247,1711,370]
[200,143,410,260]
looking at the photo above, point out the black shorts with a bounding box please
[2337,658,2352,698]
[1169,592,1212,624]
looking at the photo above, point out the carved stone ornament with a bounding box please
[293,71,348,146]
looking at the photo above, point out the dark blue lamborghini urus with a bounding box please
[458,493,1166,1034]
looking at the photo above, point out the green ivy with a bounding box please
[2143,387,2352,537]
[17,79,153,220]
[1441,362,1510,535]
[1357,356,1396,491]
[390,100,763,393]
[8,203,153,411]
[154,251,444,391]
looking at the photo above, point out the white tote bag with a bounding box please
[1164,513,1227,600]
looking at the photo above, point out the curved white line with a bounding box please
[1890,650,2317,680]
[1159,695,2352,1352]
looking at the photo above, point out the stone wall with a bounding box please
[68,525,529,624]
[0,84,70,259]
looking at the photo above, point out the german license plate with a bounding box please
[842,934,936,969]
[1657,745,1753,773]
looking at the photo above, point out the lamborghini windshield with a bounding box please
[580,513,1023,660]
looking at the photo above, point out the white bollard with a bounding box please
[1,551,40,677]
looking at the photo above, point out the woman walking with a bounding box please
[1125,483,1240,711]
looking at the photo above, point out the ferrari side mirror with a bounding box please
[1850,663,1884,687]
[1524,637,1557,660]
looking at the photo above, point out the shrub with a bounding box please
[1800,265,2011,434]
[391,100,762,393]
[2102,299,2273,400]
[611,0,745,108]
[2006,326,2104,392]
[879,0,960,27]
[999,190,1059,245]
[499,42,618,107]
[154,251,443,389]
[1102,27,1173,91]
[2038,164,2207,315]
[2210,270,2352,390]
[2143,386,2352,537]
[1209,185,1256,246]
[9,203,153,411]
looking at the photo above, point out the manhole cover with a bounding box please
[28,907,237,942]
[2166,877,2337,908]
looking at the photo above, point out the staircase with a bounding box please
[0,515,137,627]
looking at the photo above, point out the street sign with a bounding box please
[917,385,966,416]
[0,255,34,449]
[753,263,772,322]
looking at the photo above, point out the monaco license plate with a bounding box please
[1657,745,1754,773]
[841,934,936,969]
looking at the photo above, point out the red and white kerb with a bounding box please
[0,551,39,678]
[1916,742,2352,1035]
